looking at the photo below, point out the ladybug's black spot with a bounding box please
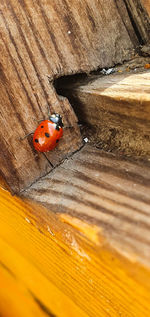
[35,139,39,143]
[41,125,44,128]
[55,125,60,131]
[45,132,50,138]
[56,139,59,143]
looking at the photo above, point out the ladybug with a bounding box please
[33,113,63,152]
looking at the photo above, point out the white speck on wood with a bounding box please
[25,217,31,224]
[47,225,55,236]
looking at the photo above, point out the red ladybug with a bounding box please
[33,113,63,152]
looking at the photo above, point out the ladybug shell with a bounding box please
[33,120,63,152]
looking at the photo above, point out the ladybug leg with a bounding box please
[42,153,54,168]
[37,119,44,123]
[19,132,34,141]
[64,125,72,129]
[33,118,44,123]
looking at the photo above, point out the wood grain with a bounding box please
[0,0,140,193]
[142,0,150,16]
[123,0,150,43]
[0,163,150,316]
[59,69,150,159]
[23,145,150,267]
[0,222,88,317]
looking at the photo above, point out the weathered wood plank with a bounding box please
[123,0,150,43]
[59,69,150,159]
[0,0,140,193]
[22,145,150,267]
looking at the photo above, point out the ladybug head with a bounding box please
[49,113,64,128]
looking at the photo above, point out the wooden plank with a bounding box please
[0,0,140,193]
[0,150,150,316]
[59,69,150,160]
[0,236,88,317]
[123,0,150,43]
[23,145,150,267]
[142,0,150,15]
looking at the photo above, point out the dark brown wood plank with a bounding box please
[60,68,150,160]
[0,0,140,193]
[22,145,150,267]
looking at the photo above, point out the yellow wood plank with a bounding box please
[0,184,150,316]
[0,236,88,317]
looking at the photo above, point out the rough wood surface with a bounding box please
[123,0,150,43]
[59,69,150,159]
[22,145,150,268]
[0,175,150,316]
[142,0,150,15]
[0,0,141,193]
